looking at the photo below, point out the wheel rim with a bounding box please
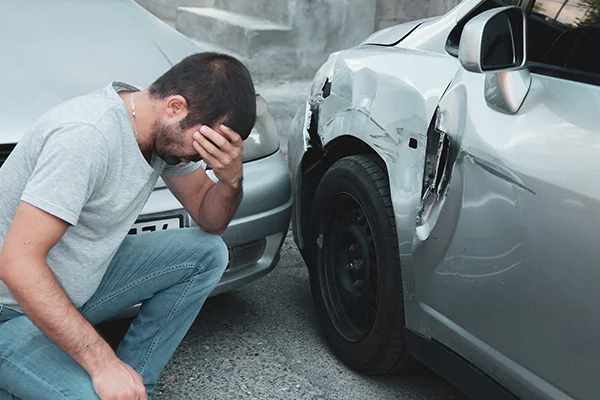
[319,192,379,342]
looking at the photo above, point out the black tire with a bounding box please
[306,155,412,374]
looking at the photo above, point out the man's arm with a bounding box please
[0,202,146,400]
[164,124,244,235]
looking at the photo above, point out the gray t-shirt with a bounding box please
[0,82,204,312]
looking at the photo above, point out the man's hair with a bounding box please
[149,52,256,139]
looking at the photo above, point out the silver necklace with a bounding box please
[130,92,138,140]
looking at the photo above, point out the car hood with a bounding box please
[361,16,439,46]
[0,0,201,144]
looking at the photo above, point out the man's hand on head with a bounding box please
[163,123,245,234]
[193,125,244,190]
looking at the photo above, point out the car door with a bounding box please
[411,2,600,399]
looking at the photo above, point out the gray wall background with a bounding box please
[136,0,463,81]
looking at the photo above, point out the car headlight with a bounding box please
[242,94,280,163]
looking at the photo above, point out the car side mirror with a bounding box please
[458,6,531,114]
[459,6,526,73]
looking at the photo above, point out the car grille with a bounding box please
[0,144,16,170]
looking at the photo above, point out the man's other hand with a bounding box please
[92,358,147,400]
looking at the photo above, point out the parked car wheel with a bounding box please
[307,155,412,374]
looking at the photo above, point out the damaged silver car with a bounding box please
[288,0,600,399]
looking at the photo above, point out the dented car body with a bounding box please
[289,0,600,399]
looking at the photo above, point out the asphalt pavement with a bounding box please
[147,232,467,400]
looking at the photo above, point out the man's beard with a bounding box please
[152,120,185,165]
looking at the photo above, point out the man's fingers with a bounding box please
[195,134,222,159]
[220,124,243,146]
[120,363,147,400]
[193,125,242,172]
[138,386,148,400]
[135,384,147,400]
[134,371,144,386]
[193,141,221,169]
[199,126,231,150]
[194,129,232,157]
[196,134,236,166]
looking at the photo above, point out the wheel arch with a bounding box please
[295,134,389,253]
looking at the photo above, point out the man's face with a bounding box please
[153,95,235,165]
[152,119,203,166]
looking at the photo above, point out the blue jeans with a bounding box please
[0,227,228,400]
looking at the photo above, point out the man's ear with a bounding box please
[165,95,188,119]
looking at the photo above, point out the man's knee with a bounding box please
[195,231,229,276]
[174,228,229,275]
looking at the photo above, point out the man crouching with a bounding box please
[0,52,256,400]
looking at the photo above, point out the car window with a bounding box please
[527,0,600,84]
[446,0,522,56]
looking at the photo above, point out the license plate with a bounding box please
[128,216,182,235]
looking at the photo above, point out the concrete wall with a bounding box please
[137,0,217,23]
[376,0,462,30]
[135,0,463,81]
[290,0,377,75]
[289,0,462,78]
